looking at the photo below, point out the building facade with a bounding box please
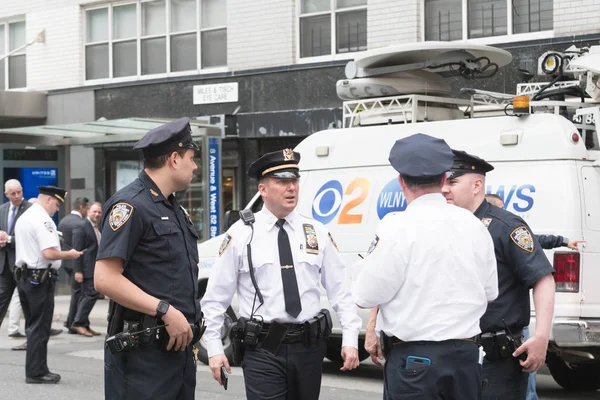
[0,0,599,229]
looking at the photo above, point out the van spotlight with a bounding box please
[541,53,562,75]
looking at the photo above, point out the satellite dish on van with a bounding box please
[336,70,452,100]
[345,41,513,80]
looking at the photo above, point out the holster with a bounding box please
[303,309,333,347]
[13,265,23,281]
[107,301,125,337]
[479,330,524,361]
[230,321,246,365]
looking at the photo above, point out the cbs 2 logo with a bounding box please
[311,178,370,224]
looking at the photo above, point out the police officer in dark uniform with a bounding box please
[442,150,556,400]
[95,117,202,400]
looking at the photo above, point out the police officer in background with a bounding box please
[94,118,202,399]
[442,150,555,399]
[201,149,361,399]
[353,134,498,399]
[15,186,83,384]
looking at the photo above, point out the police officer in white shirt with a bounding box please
[15,186,82,384]
[353,134,498,400]
[201,148,362,399]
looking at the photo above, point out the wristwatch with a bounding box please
[156,300,170,318]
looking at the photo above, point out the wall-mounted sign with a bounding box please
[193,83,238,105]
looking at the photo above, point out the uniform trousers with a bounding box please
[383,339,482,400]
[104,342,196,400]
[0,266,17,328]
[65,269,83,328]
[73,278,99,327]
[17,273,55,378]
[482,356,528,399]
[242,339,327,400]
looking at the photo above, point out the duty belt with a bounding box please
[475,328,526,362]
[380,332,477,357]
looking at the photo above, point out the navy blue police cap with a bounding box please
[448,149,494,180]
[37,185,67,203]
[247,148,301,180]
[388,133,453,179]
[133,117,199,158]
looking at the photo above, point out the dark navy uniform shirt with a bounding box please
[475,200,554,333]
[97,170,200,322]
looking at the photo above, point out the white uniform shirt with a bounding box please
[15,203,61,270]
[353,193,498,341]
[201,207,362,357]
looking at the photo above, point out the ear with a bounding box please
[473,176,485,195]
[397,175,407,192]
[258,181,267,197]
[167,152,180,169]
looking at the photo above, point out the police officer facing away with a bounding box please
[15,186,83,384]
[442,150,555,399]
[353,134,498,399]
[95,118,202,399]
[201,149,361,399]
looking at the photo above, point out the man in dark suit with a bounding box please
[0,180,31,331]
[58,197,89,333]
[71,202,102,336]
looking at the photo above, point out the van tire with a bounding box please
[196,306,237,366]
[326,339,370,364]
[546,352,600,391]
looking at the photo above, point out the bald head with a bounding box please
[4,179,23,207]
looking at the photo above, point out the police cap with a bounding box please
[133,117,199,158]
[448,149,494,179]
[247,148,301,180]
[388,133,453,179]
[38,185,67,203]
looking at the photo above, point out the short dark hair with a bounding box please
[485,193,503,202]
[73,197,89,210]
[144,149,188,170]
[401,173,445,190]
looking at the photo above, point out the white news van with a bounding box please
[196,42,600,391]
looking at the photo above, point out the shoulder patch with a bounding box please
[44,221,54,232]
[219,233,232,256]
[303,224,319,255]
[510,226,534,253]
[328,232,339,252]
[109,203,134,232]
[481,218,492,228]
[367,234,380,255]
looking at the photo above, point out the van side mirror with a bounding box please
[223,210,240,231]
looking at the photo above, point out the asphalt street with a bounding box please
[0,297,597,399]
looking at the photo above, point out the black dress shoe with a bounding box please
[50,328,63,336]
[11,341,27,351]
[26,373,61,384]
[8,331,26,338]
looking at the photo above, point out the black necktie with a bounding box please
[276,219,302,318]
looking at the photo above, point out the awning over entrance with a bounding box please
[0,90,47,128]
[0,117,220,146]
